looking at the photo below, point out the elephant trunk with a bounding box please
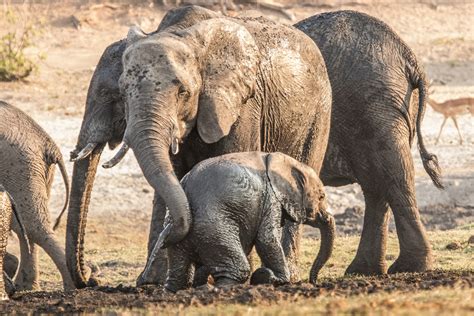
[66,144,104,288]
[125,107,191,247]
[309,211,335,284]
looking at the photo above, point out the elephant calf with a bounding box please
[0,185,29,300]
[141,152,335,292]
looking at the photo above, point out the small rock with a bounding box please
[446,241,462,250]
[468,235,474,244]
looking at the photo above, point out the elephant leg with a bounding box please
[281,221,302,282]
[253,231,290,285]
[4,252,19,279]
[137,192,168,286]
[201,232,250,287]
[380,141,432,273]
[164,246,194,292]
[346,189,391,275]
[15,241,40,291]
[33,230,75,290]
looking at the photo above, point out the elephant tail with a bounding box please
[53,155,70,230]
[415,76,444,189]
[9,193,30,254]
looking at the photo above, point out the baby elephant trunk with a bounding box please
[309,211,335,284]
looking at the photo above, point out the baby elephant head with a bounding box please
[266,152,335,283]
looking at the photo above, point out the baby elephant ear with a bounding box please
[127,26,146,45]
[266,153,305,223]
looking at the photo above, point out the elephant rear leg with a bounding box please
[15,242,40,291]
[165,246,194,293]
[346,189,390,275]
[11,218,40,291]
[32,230,75,290]
[385,143,432,273]
[200,236,250,287]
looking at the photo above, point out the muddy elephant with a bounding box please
[0,185,30,299]
[295,11,442,275]
[140,152,335,292]
[66,5,331,288]
[66,7,441,287]
[0,101,74,290]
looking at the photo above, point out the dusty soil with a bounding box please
[0,0,473,313]
[1,270,471,314]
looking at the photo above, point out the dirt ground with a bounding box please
[0,0,473,314]
[1,270,472,314]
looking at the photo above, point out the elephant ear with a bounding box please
[266,153,306,223]
[181,18,260,144]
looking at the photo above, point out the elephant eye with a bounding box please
[178,85,190,98]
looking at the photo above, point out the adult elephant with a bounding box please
[66,7,442,287]
[66,5,331,288]
[295,11,442,275]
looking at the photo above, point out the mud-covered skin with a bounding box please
[121,13,331,285]
[0,102,73,291]
[66,5,331,288]
[295,11,442,275]
[0,185,30,300]
[159,152,334,292]
[66,5,222,289]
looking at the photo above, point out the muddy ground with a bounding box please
[1,270,472,314]
[0,0,473,314]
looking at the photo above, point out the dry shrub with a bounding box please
[0,8,45,81]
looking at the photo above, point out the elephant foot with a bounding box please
[250,268,275,285]
[214,277,239,288]
[388,254,432,274]
[345,256,387,276]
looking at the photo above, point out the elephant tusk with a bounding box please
[102,143,130,169]
[71,143,97,162]
[171,137,179,155]
[140,221,172,284]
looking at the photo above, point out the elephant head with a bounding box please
[65,5,222,288]
[119,18,260,246]
[266,152,335,283]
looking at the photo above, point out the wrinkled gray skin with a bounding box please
[295,11,442,275]
[0,101,74,290]
[66,7,441,287]
[0,185,30,300]
[144,152,335,292]
[66,5,331,288]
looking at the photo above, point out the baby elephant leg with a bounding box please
[252,229,290,285]
[165,246,194,293]
[202,238,250,287]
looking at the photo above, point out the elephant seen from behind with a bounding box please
[0,101,73,290]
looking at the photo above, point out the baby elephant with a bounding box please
[142,152,335,292]
[0,185,29,300]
